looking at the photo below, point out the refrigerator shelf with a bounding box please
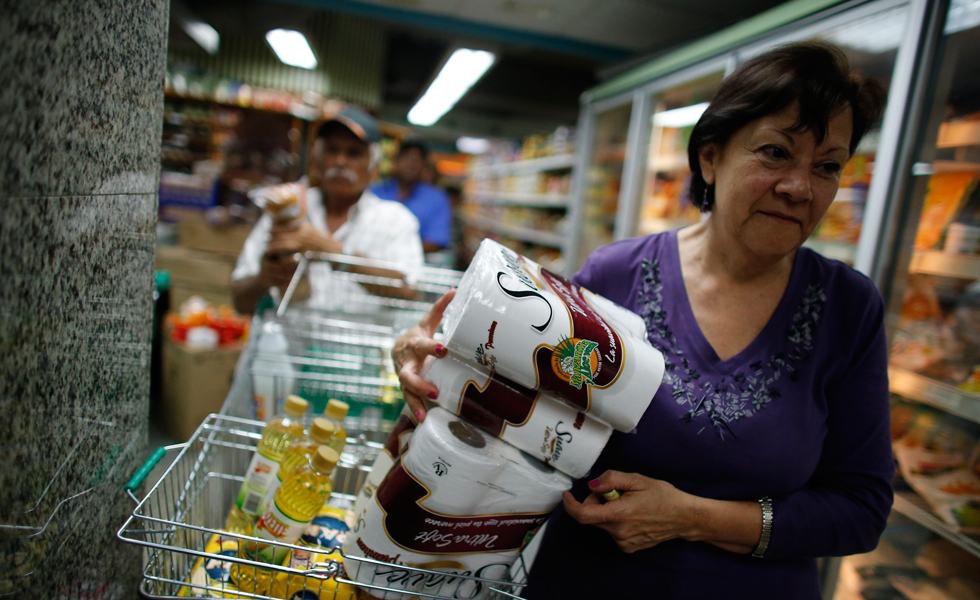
[888,367,980,426]
[892,491,980,560]
[908,250,980,279]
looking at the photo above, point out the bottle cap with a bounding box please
[284,395,308,417]
[325,399,349,421]
[308,418,336,444]
[312,446,339,473]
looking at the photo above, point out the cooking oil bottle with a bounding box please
[258,417,337,515]
[227,395,308,533]
[252,446,339,564]
[322,399,348,456]
[229,540,275,597]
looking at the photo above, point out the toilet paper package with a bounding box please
[442,239,665,432]
[343,408,571,599]
[421,355,612,479]
[352,405,418,519]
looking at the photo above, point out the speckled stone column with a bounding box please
[0,1,167,597]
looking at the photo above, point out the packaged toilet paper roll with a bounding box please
[352,406,417,520]
[342,408,570,599]
[421,355,612,479]
[442,239,665,432]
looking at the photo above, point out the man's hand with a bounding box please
[257,254,297,289]
[563,470,701,554]
[267,221,343,257]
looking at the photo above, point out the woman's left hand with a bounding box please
[563,470,699,554]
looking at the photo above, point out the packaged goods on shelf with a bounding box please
[916,172,980,251]
[892,401,980,532]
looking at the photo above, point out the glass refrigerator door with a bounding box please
[577,102,633,269]
[805,6,910,265]
[639,72,725,236]
[835,5,980,600]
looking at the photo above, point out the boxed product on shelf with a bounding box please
[177,211,254,258]
[156,245,238,308]
[892,401,980,533]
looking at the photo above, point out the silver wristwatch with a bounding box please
[752,496,773,558]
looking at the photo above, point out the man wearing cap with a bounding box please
[370,140,452,253]
[231,107,424,313]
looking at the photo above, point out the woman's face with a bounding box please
[698,103,853,260]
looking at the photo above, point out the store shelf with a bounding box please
[889,366,980,425]
[461,214,565,248]
[468,192,569,208]
[909,250,980,279]
[932,160,980,173]
[803,239,857,263]
[469,153,576,176]
[892,491,980,560]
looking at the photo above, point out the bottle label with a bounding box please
[237,451,279,516]
[257,469,286,517]
[254,499,313,563]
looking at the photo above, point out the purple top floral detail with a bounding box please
[523,230,893,600]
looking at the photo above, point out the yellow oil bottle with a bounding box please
[258,418,337,515]
[252,446,339,564]
[323,399,349,456]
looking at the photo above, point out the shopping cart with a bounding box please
[276,251,463,331]
[117,414,529,600]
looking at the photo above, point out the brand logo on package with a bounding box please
[432,458,450,477]
[495,250,553,333]
[375,458,548,554]
[540,419,580,465]
[485,321,498,349]
[535,269,625,409]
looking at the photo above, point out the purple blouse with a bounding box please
[523,230,893,599]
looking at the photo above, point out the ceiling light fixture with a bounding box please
[266,29,318,70]
[652,102,710,128]
[182,21,220,55]
[408,49,496,127]
[456,136,491,154]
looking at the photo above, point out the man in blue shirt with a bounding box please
[371,140,452,252]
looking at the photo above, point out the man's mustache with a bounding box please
[324,166,359,183]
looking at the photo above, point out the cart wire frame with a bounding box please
[118,414,530,600]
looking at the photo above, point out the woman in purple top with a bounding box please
[393,42,892,599]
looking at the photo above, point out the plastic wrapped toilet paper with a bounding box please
[343,408,571,599]
[421,355,612,479]
[442,239,665,432]
[352,405,418,520]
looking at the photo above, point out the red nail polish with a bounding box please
[414,410,423,420]
[435,345,445,353]
[588,478,601,488]
[427,391,438,399]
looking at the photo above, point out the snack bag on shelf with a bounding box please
[915,171,979,251]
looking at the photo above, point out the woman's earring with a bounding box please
[702,188,709,209]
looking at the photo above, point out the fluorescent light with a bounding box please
[266,29,317,70]
[408,49,496,127]
[456,136,491,154]
[183,21,219,55]
[652,102,710,128]
[946,0,980,34]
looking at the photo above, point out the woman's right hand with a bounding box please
[392,289,455,421]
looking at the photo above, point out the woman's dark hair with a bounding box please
[688,42,886,211]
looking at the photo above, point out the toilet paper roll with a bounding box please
[352,406,418,519]
[421,355,612,479]
[442,239,665,432]
[342,408,569,599]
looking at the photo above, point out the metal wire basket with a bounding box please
[276,252,462,330]
[117,414,529,600]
